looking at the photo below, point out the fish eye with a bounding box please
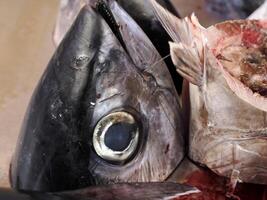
[93,111,140,164]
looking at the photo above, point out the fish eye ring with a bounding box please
[93,111,139,163]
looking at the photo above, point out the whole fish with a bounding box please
[152,0,267,185]
[10,0,184,192]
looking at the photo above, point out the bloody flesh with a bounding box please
[151,1,267,198]
[174,168,267,200]
[216,21,267,97]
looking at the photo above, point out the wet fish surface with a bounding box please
[54,0,183,92]
[0,183,199,200]
[152,0,267,185]
[10,0,184,192]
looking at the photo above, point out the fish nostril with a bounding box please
[71,55,90,70]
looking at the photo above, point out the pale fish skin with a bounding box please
[152,0,267,185]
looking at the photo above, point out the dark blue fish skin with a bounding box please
[11,6,100,192]
[10,1,184,193]
[206,0,264,19]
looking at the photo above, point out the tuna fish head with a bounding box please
[10,1,184,192]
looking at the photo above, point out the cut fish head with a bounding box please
[207,19,267,112]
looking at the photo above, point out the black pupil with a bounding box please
[104,122,137,151]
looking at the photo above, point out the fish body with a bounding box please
[152,1,267,185]
[10,1,184,192]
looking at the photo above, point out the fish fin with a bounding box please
[151,0,206,86]
[150,0,181,42]
[170,42,203,86]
